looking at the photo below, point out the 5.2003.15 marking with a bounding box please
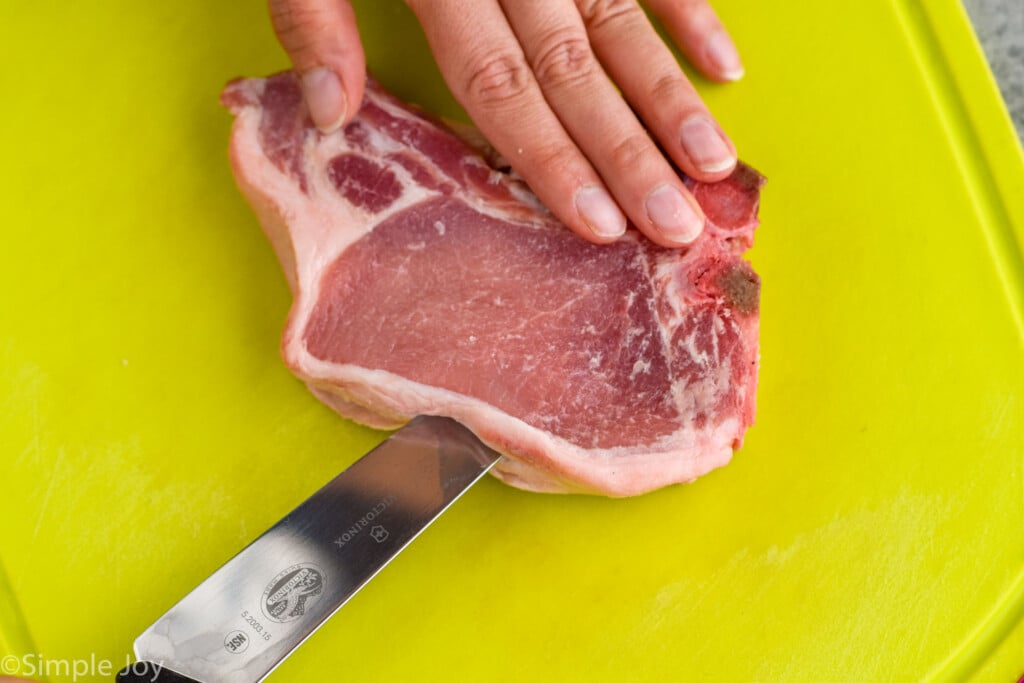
[241,609,273,641]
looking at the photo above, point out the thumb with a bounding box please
[268,0,366,133]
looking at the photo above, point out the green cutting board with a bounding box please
[1,0,1023,681]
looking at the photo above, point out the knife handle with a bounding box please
[116,663,201,683]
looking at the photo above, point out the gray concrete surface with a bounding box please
[962,0,1024,142]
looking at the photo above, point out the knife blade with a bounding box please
[115,416,501,683]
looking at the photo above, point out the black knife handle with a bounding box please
[116,662,201,683]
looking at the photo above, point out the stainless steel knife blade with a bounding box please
[118,416,501,683]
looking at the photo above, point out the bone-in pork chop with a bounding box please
[221,72,765,496]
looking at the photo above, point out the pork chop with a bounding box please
[221,72,765,496]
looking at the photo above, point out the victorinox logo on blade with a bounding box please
[261,563,325,623]
[333,494,397,550]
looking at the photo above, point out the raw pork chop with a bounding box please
[221,72,765,496]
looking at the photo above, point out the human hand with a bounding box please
[269,0,743,247]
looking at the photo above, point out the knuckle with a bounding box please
[610,132,654,170]
[461,52,532,110]
[269,1,327,52]
[648,72,687,104]
[534,144,582,179]
[269,1,312,36]
[576,0,641,31]
[532,31,597,88]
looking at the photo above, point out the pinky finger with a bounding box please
[645,0,744,82]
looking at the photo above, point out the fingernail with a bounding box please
[706,30,744,81]
[301,67,347,134]
[576,186,626,238]
[645,185,704,244]
[680,116,736,174]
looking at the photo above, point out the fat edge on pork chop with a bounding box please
[221,72,765,496]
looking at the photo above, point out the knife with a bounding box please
[115,415,501,683]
